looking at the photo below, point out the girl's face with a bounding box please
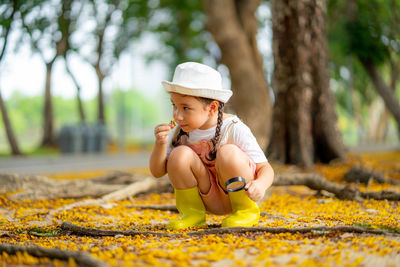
[170,93,218,132]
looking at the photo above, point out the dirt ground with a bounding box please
[1,152,400,266]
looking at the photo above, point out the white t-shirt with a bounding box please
[167,115,268,163]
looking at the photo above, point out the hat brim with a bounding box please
[162,81,232,103]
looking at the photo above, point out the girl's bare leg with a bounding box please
[215,144,260,227]
[167,145,211,194]
[166,146,210,230]
[215,144,254,188]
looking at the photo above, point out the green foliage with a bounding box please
[4,92,43,135]
[327,0,400,145]
[344,2,389,64]
[328,0,398,63]
[328,0,399,72]
[0,0,20,62]
[141,0,212,73]
[83,0,136,68]
[18,0,57,53]
[0,0,15,35]
[115,0,150,57]
[16,227,60,237]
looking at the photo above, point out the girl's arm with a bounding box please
[149,123,171,178]
[245,161,274,202]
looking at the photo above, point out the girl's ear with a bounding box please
[208,100,219,116]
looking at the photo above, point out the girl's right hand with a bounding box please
[154,123,172,145]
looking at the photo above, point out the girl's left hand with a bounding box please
[245,180,266,202]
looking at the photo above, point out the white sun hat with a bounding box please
[162,62,233,103]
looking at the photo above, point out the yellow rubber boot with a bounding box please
[167,187,206,230]
[222,190,260,227]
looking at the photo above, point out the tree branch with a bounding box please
[61,222,172,237]
[61,222,398,237]
[344,166,400,185]
[274,173,400,201]
[0,244,110,267]
[0,1,17,62]
[360,58,400,129]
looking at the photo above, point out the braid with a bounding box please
[171,128,188,147]
[207,102,224,161]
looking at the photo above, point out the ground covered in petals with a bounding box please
[1,152,400,266]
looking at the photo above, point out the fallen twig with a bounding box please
[0,244,110,267]
[273,173,400,201]
[61,222,172,237]
[61,222,398,238]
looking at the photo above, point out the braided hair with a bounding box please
[171,97,225,161]
[171,128,189,147]
[206,100,224,161]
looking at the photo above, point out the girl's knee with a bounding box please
[167,146,194,171]
[215,144,254,184]
[215,144,246,169]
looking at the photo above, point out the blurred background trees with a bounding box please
[327,0,400,143]
[0,0,21,155]
[0,0,399,166]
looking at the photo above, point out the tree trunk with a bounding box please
[65,59,86,123]
[96,65,105,124]
[203,0,272,150]
[77,86,86,123]
[94,26,106,125]
[0,90,22,155]
[268,0,347,167]
[0,1,21,155]
[360,58,400,139]
[41,60,56,147]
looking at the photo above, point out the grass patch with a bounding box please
[16,227,60,237]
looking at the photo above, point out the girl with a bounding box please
[150,62,274,230]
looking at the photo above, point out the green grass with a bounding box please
[16,227,60,237]
[0,146,60,157]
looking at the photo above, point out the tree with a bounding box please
[59,0,87,123]
[143,0,211,72]
[328,0,400,140]
[268,0,347,167]
[0,0,22,155]
[79,0,145,125]
[203,0,272,149]
[19,0,74,147]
